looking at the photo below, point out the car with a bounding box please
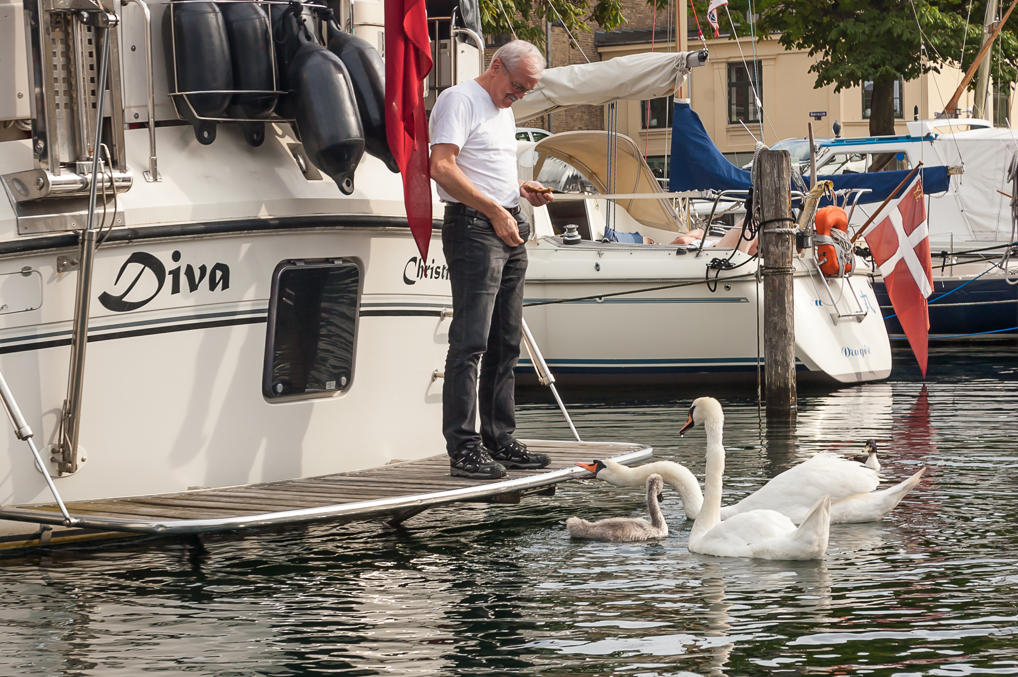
[742,137,832,170]
[516,127,552,143]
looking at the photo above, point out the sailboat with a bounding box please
[508,55,892,385]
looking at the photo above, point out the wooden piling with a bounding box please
[753,150,797,416]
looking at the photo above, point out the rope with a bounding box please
[881,261,1001,321]
[724,5,764,139]
[1006,152,1018,283]
[928,262,1005,304]
[757,216,795,229]
[922,325,1018,339]
[688,0,710,50]
[961,0,975,66]
[522,269,759,308]
[547,1,589,63]
[495,0,518,40]
[934,240,1018,258]
[746,0,763,140]
[644,1,657,157]
[754,255,763,409]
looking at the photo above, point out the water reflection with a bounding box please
[1,354,1018,674]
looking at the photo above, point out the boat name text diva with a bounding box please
[98,251,231,312]
[403,257,450,285]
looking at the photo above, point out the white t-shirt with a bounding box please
[429,79,519,208]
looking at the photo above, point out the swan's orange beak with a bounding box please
[575,461,598,474]
[679,416,694,436]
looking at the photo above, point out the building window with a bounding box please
[264,259,361,400]
[645,155,669,187]
[862,79,904,119]
[641,96,674,129]
[728,61,762,124]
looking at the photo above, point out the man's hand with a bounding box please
[521,182,554,207]
[490,206,524,246]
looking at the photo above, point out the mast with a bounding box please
[943,0,1018,118]
[974,0,1000,119]
[676,0,687,95]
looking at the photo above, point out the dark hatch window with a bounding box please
[264,259,361,400]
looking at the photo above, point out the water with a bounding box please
[3,345,1018,675]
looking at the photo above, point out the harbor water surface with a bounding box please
[3,345,1017,675]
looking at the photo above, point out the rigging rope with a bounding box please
[644,1,657,156]
[747,0,763,140]
[547,1,590,63]
[495,0,518,39]
[687,0,710,51]
[723,5,764,141]
[961,0,975,65]
[522,267,759,308]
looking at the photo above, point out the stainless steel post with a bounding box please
[124,0,159,181]
[0,370,74,524]
[521,318,581,442]
[57,22,112,474]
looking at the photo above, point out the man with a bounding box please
[429,40,554,479]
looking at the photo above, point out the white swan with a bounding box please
[576,459,703,518]
[577,436,924,525]
[566,474,669,542]
[853,439,880,471]
[684,396,830,560]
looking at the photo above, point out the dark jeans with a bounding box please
[442,204,530,454]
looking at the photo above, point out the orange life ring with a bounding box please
[814,206,854,276]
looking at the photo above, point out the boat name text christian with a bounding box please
[403,257,450,285]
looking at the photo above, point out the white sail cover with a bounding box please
[923,128,1018,244]
[513,52,698,123]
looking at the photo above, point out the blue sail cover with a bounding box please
[668,102,950,202]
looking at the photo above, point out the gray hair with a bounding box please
[492,40,545,75]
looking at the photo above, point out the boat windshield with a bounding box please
[813,150,911,175]
[535,156,598,194]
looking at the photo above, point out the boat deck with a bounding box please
[0,440,651,540]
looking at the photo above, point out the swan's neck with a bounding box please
[658,464,703,519]
[691,418,725,540]
[646,484,665,530]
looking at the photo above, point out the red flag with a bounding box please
[706,0,728,37]
[385,0,434,259]
[864,174,933,378]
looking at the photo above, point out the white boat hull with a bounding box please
[520,239,891,384]
[0,226,451,510]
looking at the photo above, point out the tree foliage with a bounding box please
[477,0,626,46]
[744,0,1018,133]
[479,0,1018,134]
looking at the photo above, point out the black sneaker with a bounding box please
[450,442,507,479]
[491,439,550,469]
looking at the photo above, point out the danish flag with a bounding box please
[863,173,933,378]
[706,0,728,37]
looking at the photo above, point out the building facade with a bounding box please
[529,3,1013,185]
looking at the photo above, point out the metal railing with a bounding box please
[0,370,75,525]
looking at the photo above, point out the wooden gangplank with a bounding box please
[0,440,652,538]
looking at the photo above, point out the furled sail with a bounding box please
[512,52,704,123]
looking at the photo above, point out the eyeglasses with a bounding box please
[507,73,534,96]
[500,61,535,96]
